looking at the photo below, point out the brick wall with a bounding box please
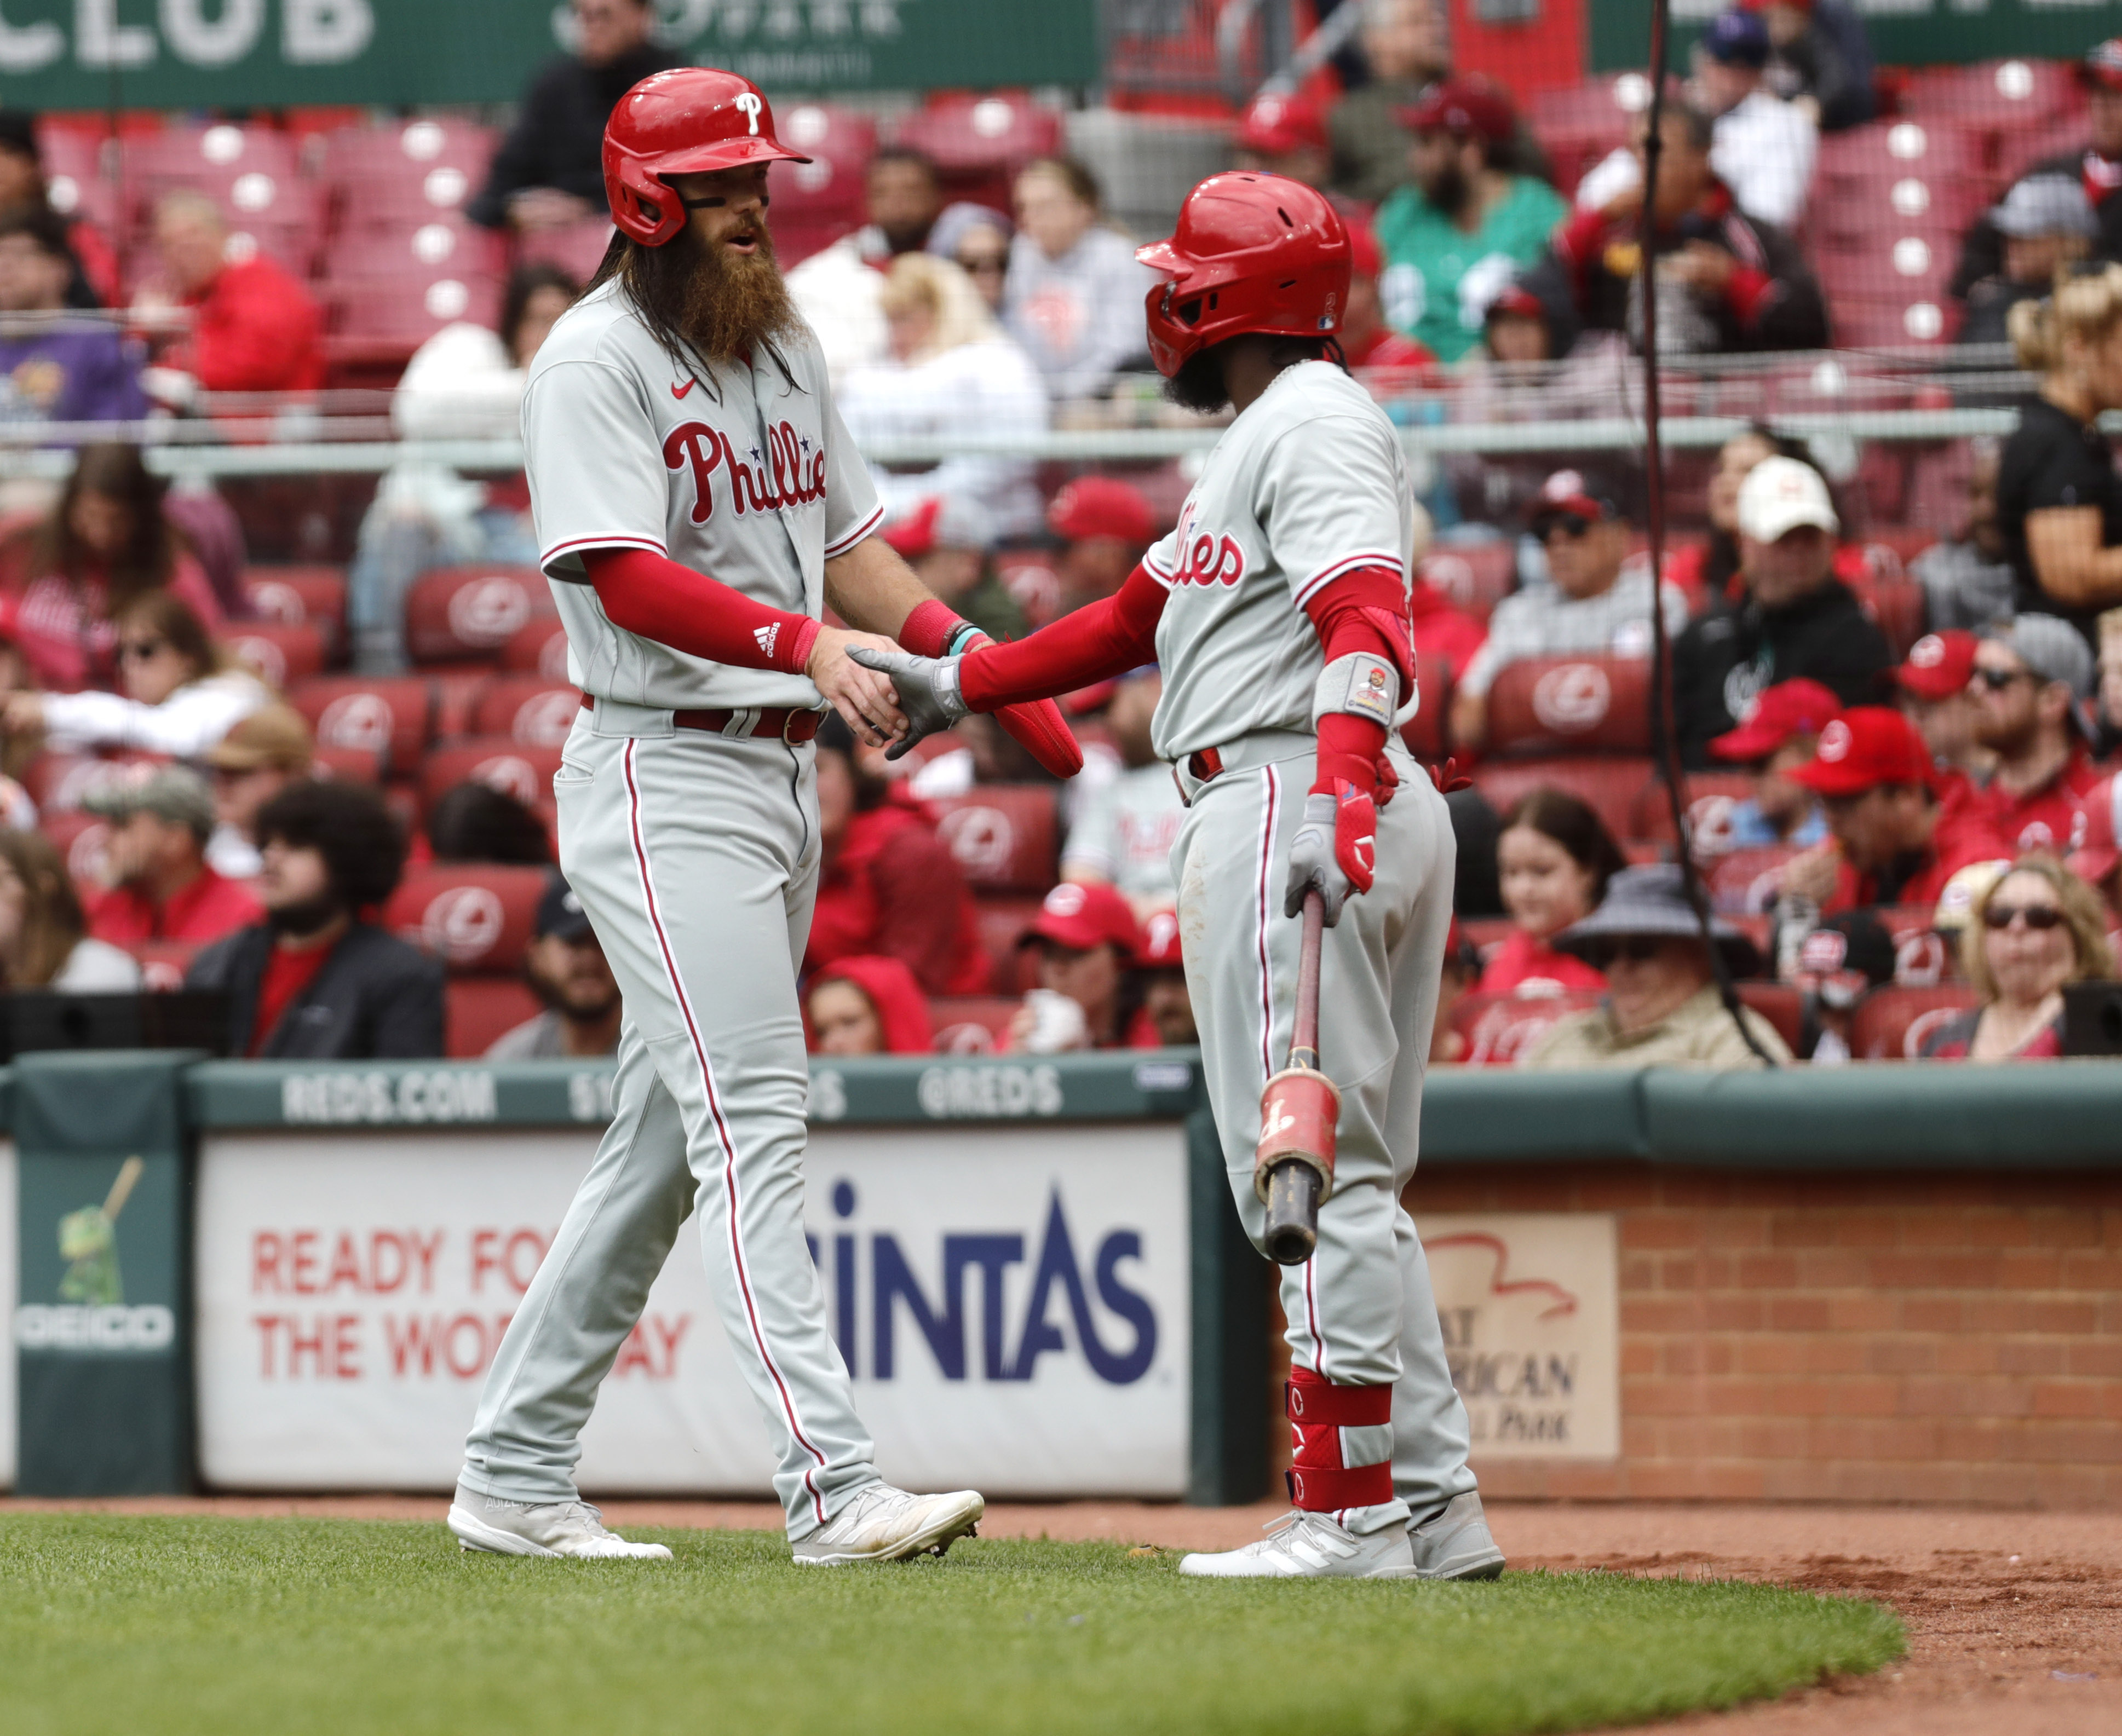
[1375,1166,2122,1506]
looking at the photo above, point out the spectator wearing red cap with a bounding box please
[838,252,1049,542]
[1342,222,1439,390]
[139,192,323,402]
[1910,443,2015,633]
[1893,630,1991,812]
[1234,90,1336,195]
[1133,907,1197,1046]
[1047,476,1159,617]
[1778,708,2014,916]
[1451,471,1686,752]
[1709,677,1838,847]
[1060,668,1184,919]
[877,495,1027,647]
[807,716,987,997]
[1672,457,1890,767]
[1968,616,2105,855]
[806,955,934,1056]
[1372,77,1566,365]
[1951,41,2122,308]
[1525,100,1826,361]
[1479,788,1629,999]
[1007,881,1153,1051]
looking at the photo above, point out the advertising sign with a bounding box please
[0,1,1100,110]
[1422,1212,1619,1461]
[1592,0,2121,74]
[195,1123,1189,1497]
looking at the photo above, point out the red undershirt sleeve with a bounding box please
[1302,566,1410,797]
[957,562,1169,712]
[584,545,820,676]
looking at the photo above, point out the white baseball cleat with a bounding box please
[1178,1509,1416,1579]
[448,1493,673,1560]
[1408,1492,1506,1581]
[791,1483,985,1566]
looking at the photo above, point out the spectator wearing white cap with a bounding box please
[837,252,1048,541]
[1671,455,1891,766]
[1968,616,2106,855]
[1959,176,2099,350]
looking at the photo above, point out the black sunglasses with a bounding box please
[955,253,1008,275]
[1537,512,1594,540]
[1983,902,2063,931]
[1583,936,1663,968]
[1973,666,2033,691]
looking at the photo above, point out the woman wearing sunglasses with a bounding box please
[1921,857,2115,1060]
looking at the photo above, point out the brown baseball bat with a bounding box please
[1255,890,1339,1265]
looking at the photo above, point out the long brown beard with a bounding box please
[596,222,798,370]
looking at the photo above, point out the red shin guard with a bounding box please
[1284,1366,1394,1511]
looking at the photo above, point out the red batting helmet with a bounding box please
[602,67,811,247]
[1136,172,1350,377]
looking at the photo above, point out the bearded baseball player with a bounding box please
[448,68,1079,1564]
[856,173,1504,1581]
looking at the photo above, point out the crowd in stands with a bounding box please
[5,7,2122,1074]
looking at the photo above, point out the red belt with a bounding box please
[1186,746,1225,783]
[579,693,825,742]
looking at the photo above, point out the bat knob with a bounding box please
[1261,1160,1322,1266]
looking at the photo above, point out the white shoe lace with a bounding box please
[1243,1510,1357,1567]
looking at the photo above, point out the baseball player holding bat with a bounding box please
[856,173,1503,1581]
[450,68,1080,1564]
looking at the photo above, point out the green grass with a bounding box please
[0,1515,1901,1736]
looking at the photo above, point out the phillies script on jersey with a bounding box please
[663,418,830,524]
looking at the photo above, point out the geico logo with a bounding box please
[472,755,540,806]
[14,1304,175,1352]
[318,692,395,752]
[825,1190,1157,1385]
[936,805,1015,881]
[280,1069,500,1124]
[514,689,579,746]
[916,1063,1063,1118]
[447,576,532,647]
[1531,662,1612,735]
[231,635,287,689]
[422,886,504,963]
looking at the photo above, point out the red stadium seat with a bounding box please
[1851,984,1981,1060]
[405,564,556,665]
[1854,576,1927,661]
[974,895,1044,995]
[24,751,161,814]
[445,977,543,1059]
[386,863,548,977]
[1736,982,1804,1049]
[764,102,878,265]
[503,618,572,680]
[429,671,494,740]
[290,676,433,774]
[1400,654,1453,760]
[322,119,498,233]
[119,124,320,273]
[1468,756,1655,846]
[1526,76,1646,198]
[515,217,616,281]
[227,622,325,690]
[470,676,581,747]
[1484,656,1653,757]
[928,785,1060,895]
[1706,844,1802,915]
[1451,989,1603,1067]
[313,743,383,785]
[894,94,1061,207]
[1630,771,1756,854]
[41,809,111,886]
[1416,542,1513,622]
[1876,904,1956,986]
[928,995,1019,1055]
[420,738,563,816]
[243,565,347,653]
[129,941,200,993]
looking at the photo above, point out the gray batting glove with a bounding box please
[1284,791,1355,926]
[847,644,967,760]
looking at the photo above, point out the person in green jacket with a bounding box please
[1371,76,1567,365]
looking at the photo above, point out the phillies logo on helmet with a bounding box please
[664,418,828,525]
[734,93,762,134]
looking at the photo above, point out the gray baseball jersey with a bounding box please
[1060,762,1187,901]
[524,280,883,711]
[1142,361,1417,762]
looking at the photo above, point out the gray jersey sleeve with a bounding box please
[820,390,885,558]
[524,359,671,583]
[1253,412,1409,609]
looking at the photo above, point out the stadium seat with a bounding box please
[1629,771,1755,853]
[119,124,320,273]
[1416,541,1514,622]
[1450,988,1602,1067]
[405,565,556,665]
[321,119,498,233]
[515,217,616,282]
[1483,655,1652,757]
[1457,916,1517,969]
[929,995,1020,1054]
[1400,654,1453,760]
[1735,982,1804,1051]
[128,940,200,993]
[24,751,160,814]
[1850,983,1980,1060]
[1876,904,1955,985]
[386,863,548,976]
[39,126,117,232]
[1468,756,1655,846]
[40,809,110,886]
[894,94,1061,207]
[1853,576,1927,660]
[974,895,1045,995]
[243,566,347,653]
[313,744,384,784]
[470,676,580,747]
[763,102,878,266]
[429,672,493,740]
[419,738,562,816]
[1706,844,1802,915]
[445,977,542,1059]
[1526,76,1648,198]
[330,273,505,353]
[290,675,433,774]
[1899,57,2084,140]
[929,785,1060,895]
[227,621,325,690]
[502,618,572,680]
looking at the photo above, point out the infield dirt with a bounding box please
[5,1496,2114,1734]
